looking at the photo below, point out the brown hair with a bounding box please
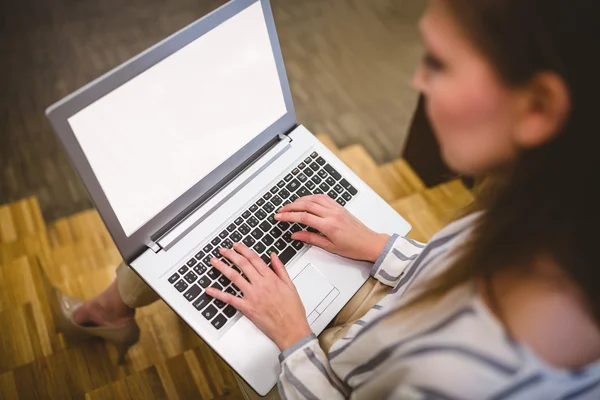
[417,0,600,320]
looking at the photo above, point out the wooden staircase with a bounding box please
[0,135,474,399]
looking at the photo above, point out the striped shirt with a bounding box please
[277,213,600,399]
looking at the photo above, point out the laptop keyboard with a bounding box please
[166,151,358,331]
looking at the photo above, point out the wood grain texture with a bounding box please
[0,136,470,399]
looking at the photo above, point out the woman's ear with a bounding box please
[514,72,571,149]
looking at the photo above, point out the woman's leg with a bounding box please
[72,262,160,326]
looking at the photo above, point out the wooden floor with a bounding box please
[0,0,425,223]
[0,135,472,399]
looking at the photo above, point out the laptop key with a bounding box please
[283,231,293,243]
[262,234,274,246]
[263,202,275,213]
[304,156,313,164]
[298,174,307,183]
[249,204,258,213]
[311,175,321,184]
[310,162,320,171]
[263,192,272,201]
[242,210,251,219]
[278,221,290,231]
[267,214,276,225]
[319,183,330,192]
[306,180,316,191]
[334,184,344,194]
[212,314,227,329]
[290,224,302,233]
[277,180,286,188]
[304,168,314,177]
[234,217,244,226]
[324,164,342,180]
[202,255,213,267]
[227,223,236,232]
[298,162,306,169]
[214,299,227,309]
[284,173,293,182]
[195,250,205,260]
[259,221,271,232]
[202,305,218,321]
[178,265,189,275]
[242,236,255,247]
[207,268,221,280]
[270,227,283,238]
[203,243,213,253]
[278,247,297,265]
[168,273,179,284]
[279,188,290,199]
[296,186,311,197]
[311,151,319,158]
[222,238,234,249]
[184,271,198,284]
[257,198,265,206]
[230,231,242,242]
[286,179,301,192]
[271,195,283,206]
[326,177,336,186]
[194,265,207,275]
[238,223,250,235]
[254,241,267,254]
[184,284,202,301]
[218,275,231,287]
[255,209,267,220]
[318,170,328,179]
[292,168,300,175]
[224,305,237,318]
[251,228,264,240]
[198,276,211,288]
[219,230,228,239]
[274,239,287,251]
[270,186,279,194]
[211,282,223,291]
[316,156,326,166]
[261,254,271,265]
[187,258,197,267]
[290,194,299,202]
[193,293,211,311]
[175,280,188,292]
[292,240,305,250]
[342,192,352,201]
[211,237,220,246]
[336,198,347,207]
[314,188,324,195]
[247,216,259,227]
[211,248,220,257]
[328,190,338,199]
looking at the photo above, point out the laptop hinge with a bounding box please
[149,127,296,254]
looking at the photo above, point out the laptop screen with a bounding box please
[67,1,287,237]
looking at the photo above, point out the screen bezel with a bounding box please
[45,0,296,263]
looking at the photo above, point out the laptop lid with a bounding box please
[45,0,296,263]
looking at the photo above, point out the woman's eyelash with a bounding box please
[423,53,445,71]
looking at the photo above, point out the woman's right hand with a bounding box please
[275,194,390,263]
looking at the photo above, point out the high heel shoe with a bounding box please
[35,258,140,364]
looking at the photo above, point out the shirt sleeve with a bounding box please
[370,234,426,287]
[278,333,349,400]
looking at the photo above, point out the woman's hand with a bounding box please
[275,194,390,263]
[206,243,312,351]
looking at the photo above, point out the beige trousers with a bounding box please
[116,263,390,399]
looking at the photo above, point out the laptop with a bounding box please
[46,0,411,394]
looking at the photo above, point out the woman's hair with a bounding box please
[418,0,600,320]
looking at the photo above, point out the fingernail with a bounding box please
[274,214,280,220]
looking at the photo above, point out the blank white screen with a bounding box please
[68,2,287,236]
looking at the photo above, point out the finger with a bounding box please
[308,194,340,209]
[210,257,251,292]
[205,287,247,312]
[233,242,272,276]
[219,247,260,282]
[291,230,333,250]
[270,252,293,287]
[278,198,328,217]
[274,211,326,231]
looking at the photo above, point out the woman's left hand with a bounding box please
[205,243,312,351]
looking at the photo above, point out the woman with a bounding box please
[48,0,600,398]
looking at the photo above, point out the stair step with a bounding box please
[316,134,339,154]
[377,159,425,201]
[338,144,397,202]
[392,159,426,192]
[0,197,46,245]
[390,193,443,243]
[422,180,474,222]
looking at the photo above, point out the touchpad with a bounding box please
[293,264,336,317]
